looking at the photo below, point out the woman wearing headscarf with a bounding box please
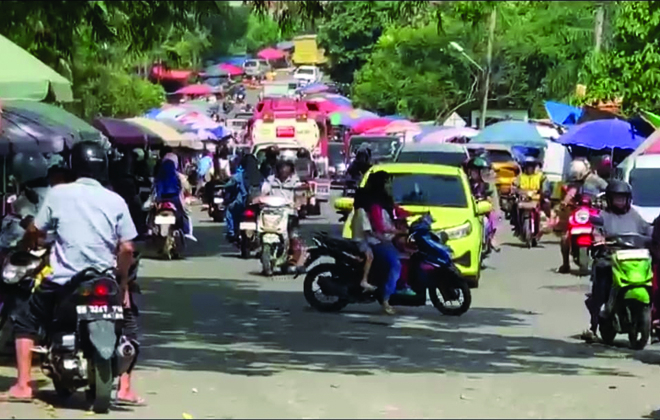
[153,156,196,241]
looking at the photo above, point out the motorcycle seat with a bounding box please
[319,235,363,256]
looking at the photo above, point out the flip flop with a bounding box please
[115,397,147,407]
[0,393,34,403]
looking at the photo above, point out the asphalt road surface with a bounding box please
[3,195,660,419]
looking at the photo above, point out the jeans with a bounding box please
[225,199,244,239]
[372,241,401,301]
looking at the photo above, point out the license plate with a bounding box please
[317,186,329,194]
[240,222,256,231]
[262,233,280,244]
[76,305,124,320]
[213,197,224,204]
[155,215,176,225]
[615,249,650,261]
[570,227,592,235]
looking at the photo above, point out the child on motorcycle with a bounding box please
[351,188,377,292]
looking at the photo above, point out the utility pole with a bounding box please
[594,2,604,53]
[480,7,496,129]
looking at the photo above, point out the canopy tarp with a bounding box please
[126,117,203,149]
[0,34,73,102]
[544,101,583,126]
[0,110,69,155]
[471,120,547,148]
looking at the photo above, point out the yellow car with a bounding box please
[334,163,492,287]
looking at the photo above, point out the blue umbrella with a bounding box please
[557,119,645,150]
[471,121,547,148]
[301,83,329,94]
[544,101,583,126]
[145,108,161,119]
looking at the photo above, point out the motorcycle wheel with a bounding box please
[429,276,472,316]
[53,379,74,400]
[628,302,651,350]
[303,264,349,312]
[212,210,225,223]
[261,244,273,276]
[577,247,590,275]
[599,316,617,345]
[523,217,533,248]
[240,233,250,259]
[91,353,113,414]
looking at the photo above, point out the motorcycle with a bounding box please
[208,184,226,223]
[237,203,261,259]
[36,267,136,413]
[300,213,472,315]
[589,229,653,350]
[149,201,184,260]
[257,196,296,276]
[517,191,541,248]
[568,195,599,274]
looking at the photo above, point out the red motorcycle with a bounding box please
[567,195,599,274]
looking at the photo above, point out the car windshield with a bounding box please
[245,61,258,68]
[630,168,660,207]
[350,137,401,161]
[397,151,467,167]
[328,144,344,166]
[386,173,468,208]
[297,68,315,75]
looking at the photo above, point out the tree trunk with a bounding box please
[594,3,604,53]
[480,7,497,130]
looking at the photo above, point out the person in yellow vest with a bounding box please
[511,157,546,237]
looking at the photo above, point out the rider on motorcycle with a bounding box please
[511,157,546,237]
[153,156,196,242]
[4,141,140,404]
[464,156,501,251]
[259,145,280,179]
[584,180,652,341]
[346,145,372,182]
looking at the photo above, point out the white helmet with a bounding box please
[568,159,590,181]
[12,152,48,185]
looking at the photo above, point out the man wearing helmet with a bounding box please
[4,141,142,404]
[347,144,372,182]
[464,156,501,251]
[584,180,652,340]
[511,157,546,237]
[259,145,280,179]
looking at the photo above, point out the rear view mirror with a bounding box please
[475,200,493,216]
[590,215,604,227]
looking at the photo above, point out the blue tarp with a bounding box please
[218,55,250,66]
[544,101,583,126]
[471,120,547,148]
[557,119,645,150]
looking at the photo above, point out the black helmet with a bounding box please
[605,179,632,214]
[70,141,108,183]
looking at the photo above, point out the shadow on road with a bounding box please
[136,274,632,379]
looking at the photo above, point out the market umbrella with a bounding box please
[471,120,547,148]
[276,41,295,51]
[384,114,408,121]
[557,119,645,151]
[0,110,69,154]
[415,127,479,144]
[0,34,73,102]
[329,109,379,127]
[126,117,204,149]
[93,117,160,146]
[352,118,392,135]
[3,100,107,145]
[257,47,286,60]
[301,83,329,94]
[175,84,214,96]
[544,101,583,126]
[307,97,349,114]
[218,63,244,76]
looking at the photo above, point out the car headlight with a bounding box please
[439,221,472,241]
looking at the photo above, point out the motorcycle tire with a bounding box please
[53,379,74,400]
[524,218,533,249]
[91,352,113,414]
[303,264,349,312]
[240,233,250,259]
[212,210,225,223]
[578,247,591,275]
[599,316,617,345]
[261,244,274,276]
[429,277,472,316]
[628,302,651,350]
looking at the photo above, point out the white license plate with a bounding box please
[615,249,650,261]
[76,305,124,320]
[570,227,592,235]
[240,222,256,231]
[213,197,224,204]
[317,186,329,194]
[155,215,176,225]
[262,233,280,244]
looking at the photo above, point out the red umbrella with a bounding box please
[257,47,286,60]
[352,118,392,134]
[218,63,244,76]
[174,84,213,96]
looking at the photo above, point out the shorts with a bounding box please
[354,240,371,254]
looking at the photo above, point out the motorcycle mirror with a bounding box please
[590,215,604,227]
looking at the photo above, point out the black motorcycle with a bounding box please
[300,214,472,315]
[208,184,227,223]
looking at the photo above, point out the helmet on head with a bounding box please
[70,141,109,183]
[12,152,48,186]
[605,179,632,214]
[569,159,589,181]
[522,156,539,167]
[466,156,489,170]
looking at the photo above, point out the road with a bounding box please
[2,195,660,419]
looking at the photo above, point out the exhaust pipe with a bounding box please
[115,337,137,375]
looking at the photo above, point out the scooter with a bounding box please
[149,201,184,260]
[237,203,261,259]
[301,213,471,315]
[568,195,598,275]
[208,184,226,223]
[257,196,295,276]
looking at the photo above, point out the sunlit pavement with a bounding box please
[3,198,660,419]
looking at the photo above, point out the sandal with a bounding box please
[115,396,147,407]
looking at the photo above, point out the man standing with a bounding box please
[2,141,141,405]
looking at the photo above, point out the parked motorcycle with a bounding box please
[568,195,598,274]
[238,203,261,259]
[149,201,184,260]
[208,184,226,223]
[257,196,296,276]
[517,191,541,248]
[589,229,653,350]
[301,213,472,315]
[36,267,136,413]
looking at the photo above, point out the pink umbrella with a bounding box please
[257,47,286,60]
[417,127,480,144]
[307,97,350,114]
[218,63,244,76]
[353,118,392,134]
[174,84,213,96]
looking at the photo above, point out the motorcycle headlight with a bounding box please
[575,209,590,224]
[439,221,472,241]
